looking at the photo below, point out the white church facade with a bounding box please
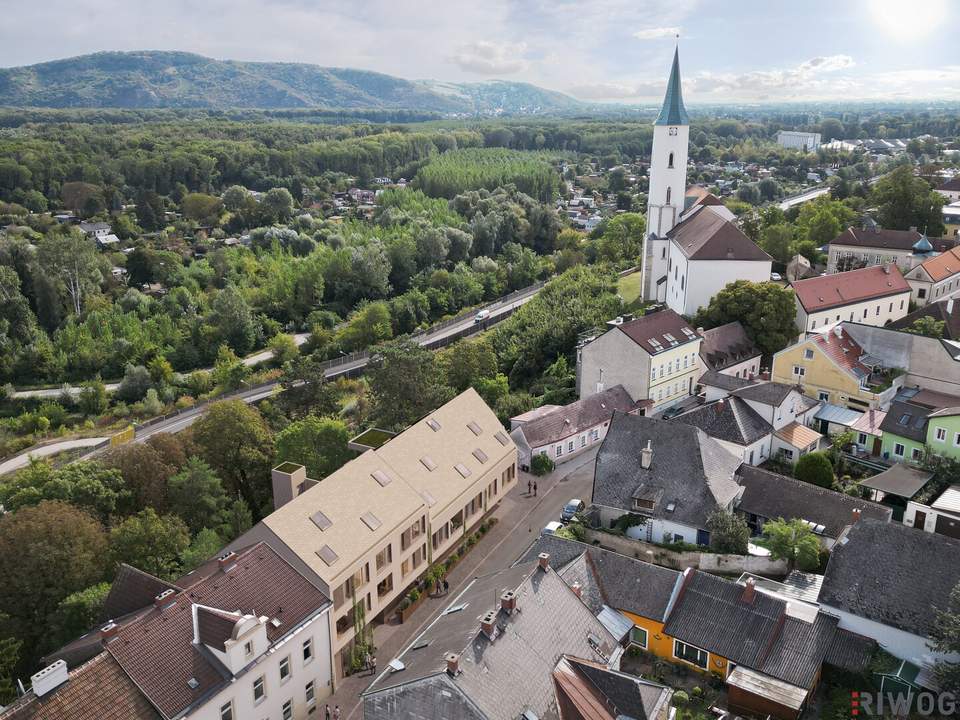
[640,49,773,317]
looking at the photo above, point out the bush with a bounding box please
[691,686,703,698]
[672,690,689,706]
[530,454,555,476]
[398,597,411,611]
[408,588,420,602]
[795,451,835,488]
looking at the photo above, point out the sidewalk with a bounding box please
[327,449,598,718]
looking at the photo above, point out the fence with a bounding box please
[583,529,789,576]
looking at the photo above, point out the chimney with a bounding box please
[851,508,862,525]
[100,621,119,644]
[272,462,307,509]
[500,590,517,613]
[218,550,237,573]
[741,577,757,605]
[696,327,705,335]
[538,552,550,571]
[31,660,69,698]
[833,325,843,339]
[640,440,653,470]
[571,582,583,599]
[480,610,497,640]
[445,652,460,676]
[154,588,176,611]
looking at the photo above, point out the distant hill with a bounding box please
[0,51,584,115]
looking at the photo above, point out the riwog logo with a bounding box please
[852,690,957,717]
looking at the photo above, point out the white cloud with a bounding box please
[633,26,680,40]
[567,82,638,100]
[451,40,529,75]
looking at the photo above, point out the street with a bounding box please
[325,447,598,718]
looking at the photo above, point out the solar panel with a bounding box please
[316,545,339,566]
[310,511,332,531]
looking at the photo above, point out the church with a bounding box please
[640,49,772,317]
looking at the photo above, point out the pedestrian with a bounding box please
[443,579,449,594]
[533,481,537,496]
[370,655,377,675]
[333,706,341,720]
[436,578,442,595]
[527,479,532,495]
[325,705,331,720]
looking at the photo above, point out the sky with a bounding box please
[3,0,959,103]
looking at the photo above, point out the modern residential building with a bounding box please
[776,130,821,152]
[226,389,518,682]
[771,325,905,411]
[735,464,892,548]
[819,519,960,688]
[826,224,956,274]
[888,296,960,339]
[789,264,911,334]
[509,385,644,470]
[78,221,111,238]
[903,245,960,306]
[591,412,742,546]
[576,308,702,413]
[361,555,632,720]
[697,320,762,379]
[18,543,334,720]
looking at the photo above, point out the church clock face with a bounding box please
[668,127,678,136]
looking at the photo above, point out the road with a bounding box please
[327,449,598,718]
[0,436,110,476]
[777,174,883,211]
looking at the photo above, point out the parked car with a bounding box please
[474,309,490,323]
[770,272,783,281]
[543,521,563,536]
[561,498,585,522]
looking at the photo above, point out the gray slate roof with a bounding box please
[698,370,757,392]
[673,397,772,446]
[820,519,960,637]
[592,412,742,529]
[699,321,761,372]
[668,206,772,262]
[823,629,876,675]
[561,656,671,720]
[511,385,636,449]
[736,465,892,538]
[518,535,680,622]
[879,401,930,442]
[730,381,799,407]
[364,561,617,720]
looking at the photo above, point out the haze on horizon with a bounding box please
[3,0,958,104]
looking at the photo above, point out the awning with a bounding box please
[858,464,933,499]
[814,403,862,427]
[727,666,808,711]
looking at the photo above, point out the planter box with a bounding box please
[398,591,427,623]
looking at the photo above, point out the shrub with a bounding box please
[408,588,420,602]
[398,597,411,611]
[672,690,689,706]
[795,451,835,488]
[530,454,555,476]
[692,686,703,698]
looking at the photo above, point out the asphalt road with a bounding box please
[0,436,110,476]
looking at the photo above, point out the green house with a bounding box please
[879,401,929,463]
[925,408,960,461]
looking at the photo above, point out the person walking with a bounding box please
[527,479,532,495]
[533,481,537,497]
[333,706,341,720]
[325,705,331,720]
[443,579,449,595]
[370,654,377,675]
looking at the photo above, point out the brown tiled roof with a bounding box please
[914,246,960,283]
[105,543,329,719]
[0,653,159,720]
[939,177,960,192]
[829,226,958,252]
[668,206,771,261]
[699,321,761,372]
[616,309,699,356]
[910,388,960,410]
[100,564,180,623]
[696,192,725,207]
[195,607,240,653]
[791,265,910,312]
[511,385,638,449]
[808,328,871,380]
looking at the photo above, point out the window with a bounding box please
[804,348,815,360]
[283,700,293,720]
[858,433,868,446]
[668,152,674,168]
[666,186,672,205]
[900,299,905,310]
[781,448,795,461]
[954,432,960,447]
[630,626,648,649]
[590,428,600,441]
[303,638,314,664]
[875,306,880,316]
[651,367,657,380]
[793,365,805,378]
[305,680,316,706]
[220,702,234,720]
[580,435,587,448]
[244,641,253,657]
[567,440,575,453]
[279,656,291,682]
[556,444,563,457]
[375,544,392,571]
[863,308,868,319]
[674,639,708,669]
[918,288,927,299]
[818,391,829,402]
[911,448,923,461]
[935,427,946,442]
[894,443,905,457]
[253,676,266,703]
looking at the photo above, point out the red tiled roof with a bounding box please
[809,328,871,379]
[106,543,329,719]
[791,265,910,312]
[0,653,159,720]
[915,246,960,283]
[831,226,957,253]
[668,206,771,261]
[939,177,960,192]
[616,309,699,356]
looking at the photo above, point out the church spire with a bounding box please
[654,46,689,126]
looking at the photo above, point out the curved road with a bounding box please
[0,436,110,476]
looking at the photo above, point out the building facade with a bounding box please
[776,130,821,153]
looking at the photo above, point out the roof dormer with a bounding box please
[193,604,268,676]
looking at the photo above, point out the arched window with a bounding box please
[665,187,672,205]
[668,152,674,169]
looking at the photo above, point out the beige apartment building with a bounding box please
[226,388,517,683]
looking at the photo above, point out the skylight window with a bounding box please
[495,431,510,446]
[663,333,678,346]
[681,327,695,338]
[454,463,472,478]
[371,469,392,487]
[310,511,332,531]
[426,418,441,432]
[467,420,483,436]
[472,448,489,463]
[316,545,338,566]
[420,490,437,507]
[360,512,382,531]
[420,456,437,471]
[899,414,911,425]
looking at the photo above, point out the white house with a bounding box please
[697,320,762,379]
[903,245,960,307]
[826,224,955,274]
[903,483,960,539]
[937,176,960,203]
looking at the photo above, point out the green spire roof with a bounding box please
[654,47,689,126]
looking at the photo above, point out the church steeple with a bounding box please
[654,46,689,126]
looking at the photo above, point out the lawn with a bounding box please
[617,271,643,307]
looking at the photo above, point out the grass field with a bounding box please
[617,271,643,309]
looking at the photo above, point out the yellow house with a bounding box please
[772,325,903,412]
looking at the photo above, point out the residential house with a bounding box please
[671,396,774,465]
[78,221,111,238]
[663,205,773,316]
[509,385,643,471]
[591,412,743,546]
[735,464,892,548]
[879,389,960,462]
[727,381,821,461]
[27,543,334,720]
[226,389,517,682]
[889,296,960,339]
[361,556,630,720]
[819,519,960,688]
[771,325,905,411]
[552,656,673,720]
[925,405,960,461]
[96,233,120,249]
[576,308,702,413]
[903,483,960,540]
[850,408,887,456]
[938,176,960,203]
[790,263,911,334]
[826,224,956,274]
[858,463,935,523]
[903,245,960,306]
[943,201,960,237]
[697,321,761,379]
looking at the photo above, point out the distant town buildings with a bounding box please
[776,130,822,153]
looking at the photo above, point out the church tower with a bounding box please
[641,47,690,302]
